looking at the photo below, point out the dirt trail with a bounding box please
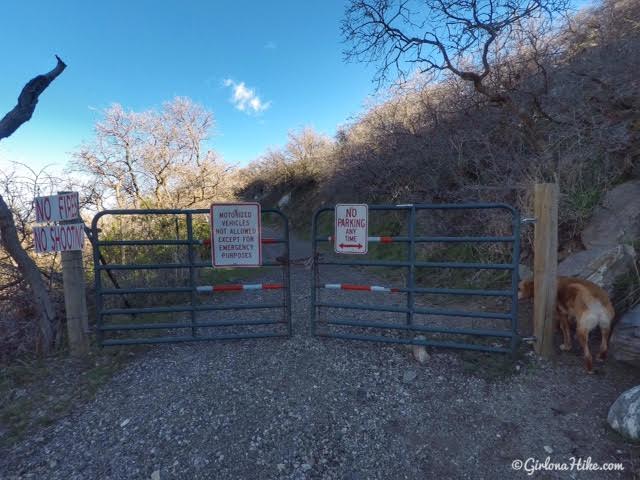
[1,237,639,479]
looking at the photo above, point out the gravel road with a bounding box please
[2,238,639,479]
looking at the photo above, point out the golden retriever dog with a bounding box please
[518,276,615,373]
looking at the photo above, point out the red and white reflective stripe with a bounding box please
[327,236,394,244]
[199,238,278,246]
[322,283,400,293]
[368,236,394,244]
[197,283,283,293]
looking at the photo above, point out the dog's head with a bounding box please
[518,279,534,300]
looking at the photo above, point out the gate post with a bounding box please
[533,183,558,358]
[59,191,89,356]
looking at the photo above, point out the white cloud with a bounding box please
[223,79,271,114]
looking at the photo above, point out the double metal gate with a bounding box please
[91,202,521,354]
[311,203,521,354]
[91,208,291,346]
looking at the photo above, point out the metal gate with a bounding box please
[91,208,291,346]
[310,203,521,354]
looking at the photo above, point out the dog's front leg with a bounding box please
[558,314,572,352]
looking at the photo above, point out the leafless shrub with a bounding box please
[0,163,66,360]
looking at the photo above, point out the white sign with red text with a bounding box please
[33,223,85,253]
[335,204,368,254]
[34,192,80,223]
[210,203,262,267]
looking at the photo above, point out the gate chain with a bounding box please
[276,253,320,269]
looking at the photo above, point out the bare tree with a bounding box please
[342,0,569,120]
[0,56,67,354]
[72,97,233,210]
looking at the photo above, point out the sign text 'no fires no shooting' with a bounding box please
[32,192,85,253]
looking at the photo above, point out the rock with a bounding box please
[413,348,430,364]
[412,336,430,364]
[402,370,418,383]
[583,181,640,248]
[557,244,636,294]
[151,470,160,480]
[611,305,640,367]
[607,385,640,440]
[277,192,292,209]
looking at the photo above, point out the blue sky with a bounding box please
[0,0,594,173]
[0,0,377,171]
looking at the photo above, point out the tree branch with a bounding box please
[0,55,67,140]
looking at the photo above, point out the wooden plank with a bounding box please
[59,191,89,356]
[533,183,559,357]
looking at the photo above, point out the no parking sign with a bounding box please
[334,204,368,254]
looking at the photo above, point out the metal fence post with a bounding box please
[510,209,521,355]
[186,213,197,338]
[91,219,104,347]
[310,209,320,335]
[406,205,416,325]
[283,214,293,335]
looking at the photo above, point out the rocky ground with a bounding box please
[1,238,639,479]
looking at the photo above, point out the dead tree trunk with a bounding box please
[0,56,67,354]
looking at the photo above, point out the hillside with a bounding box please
[239,0,640,254]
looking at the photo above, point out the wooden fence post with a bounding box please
[59,191,89,356]
[533,183,559,357]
